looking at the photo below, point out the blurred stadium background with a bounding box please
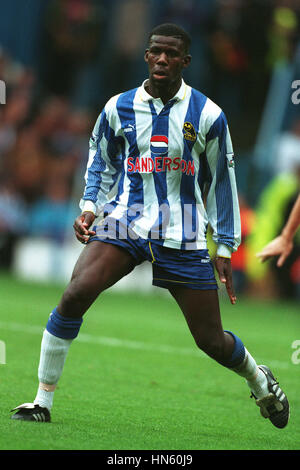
[1,0,300,452]
[0,0,300,299]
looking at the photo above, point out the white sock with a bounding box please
[232,348,269,399]
[34,329,73,410]
[34,387,55,411]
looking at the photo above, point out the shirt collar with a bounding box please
[139,79,187,103]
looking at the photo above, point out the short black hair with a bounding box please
[148,23,191,54]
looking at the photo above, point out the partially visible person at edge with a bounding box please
[257,193,300,266]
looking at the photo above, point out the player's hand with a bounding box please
[214,256,236,305]
[256,235,293,267]
[73,211,96,244]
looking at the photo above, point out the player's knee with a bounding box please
[60,276,102,312]
[194,335,225,362]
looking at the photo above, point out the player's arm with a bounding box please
[76,105,122,243]
[256,193,300,266]
[205,110,241,304]
[73,211,96,244]
[214,256,236,304]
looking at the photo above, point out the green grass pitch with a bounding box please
[0,272,299,450]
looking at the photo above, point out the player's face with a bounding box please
[145,35,191,88]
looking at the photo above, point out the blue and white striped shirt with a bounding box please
[80,80,241,256]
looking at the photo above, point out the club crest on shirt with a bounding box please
[183,122,196,142]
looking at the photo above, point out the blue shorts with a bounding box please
[89,217,218,291]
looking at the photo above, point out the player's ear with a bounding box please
[182,54,192,69]
[144,49,149,63]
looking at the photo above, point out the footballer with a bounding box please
[11,23,289,429]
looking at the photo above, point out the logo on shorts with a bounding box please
[183,122,196,142]
[150,135,168,155]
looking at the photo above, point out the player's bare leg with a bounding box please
[168,286,289,428]
[58,241,137,318]
[168,287,235,363]
[11,241,137,421]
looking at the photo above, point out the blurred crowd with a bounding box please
[0,0,300,299]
